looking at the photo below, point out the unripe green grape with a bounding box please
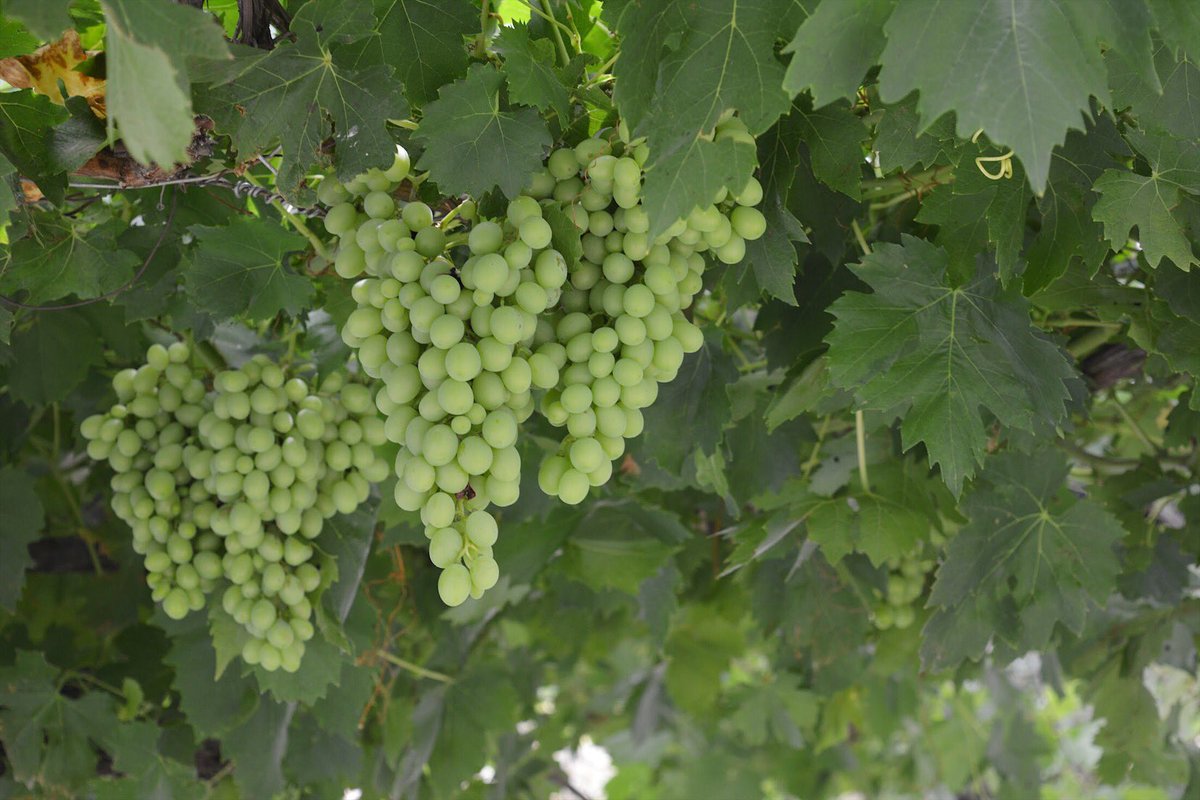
[560,384,592,414]
[457,436,494,475]
[450,416,472,436]
[428,273,461,305]
[489,306,525,345]
[534,249,567,289]
[401,201,434,230]
[258,642,282,672]
[591,376,620,407]
[423,491,456,529]
[472,371,509,410]
[468,221,504,254]
[470,556,500,593]
[385,147,411,182]
[528,352,559,389]
[514,281,548,314]
[422,425,459,468]
[558,469,590,505]
[437,379,474,416]
[438,564,471,606]
[414,226,446,258]
[485,474,519,506]
[507,195,541,226]
[429,528,463,568]
[324,203,358,236]
[163,588,191,619]
[518,216,552,249]
[715,234,746,264]
[565,408,597,438]
[553,178,583,204]
[612,157,640,187]
[548,148,579,179]
[623,406,645,437]
[481,409,518,449]
[472,253,510,294]
[363,191,396,219]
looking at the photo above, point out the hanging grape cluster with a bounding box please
[326,115,765,606]
[870,532,946,631]
[82,345,385,672]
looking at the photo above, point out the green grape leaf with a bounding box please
[561,501,689,594]
[0,651,117,793]
[825,235,1077,494]
[1092,130,1200,270]
[409,664,521,799]
[0,467,42,611]
[101,0,231,168]
[731,675,819,748]
[0,91,68,202]
[414,63,552,198]
[782,0,894,108]
[923,451,1125,670]
[5,310,105,405]
[873,95,957,173]
[2,0,71,41]
[1024,112,1130,293]
[642,136,757,239]
[0,152,17,229]
[223,698,294,799]
[795,99,868,199]
[495,24,572,122]
[0,215,140,304]
[1153,267,1200,379]
[201,0,407,194]
[879,0,1109,192]
[637,563,681,647]
[0,16,39,58]
[94,722,202,800]
[542,202,584,270]
[160,611,260,739]
[665,605,746,716]
[917,156,1031,285]
[639,328,738,474]
[609,0,687,133]
[1147,0,1200,63]
[359,0,476,106]
[734,195,807,305]
[183,218,312,321]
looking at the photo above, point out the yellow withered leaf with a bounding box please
[0,30,106,118]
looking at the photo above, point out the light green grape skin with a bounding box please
[464,510,498,548]
[324,203,358,236]
[470,556,500,592]
[438,563,472,606]
[557,469,590,505]
[401,201,434,231]
[429,528,463,568]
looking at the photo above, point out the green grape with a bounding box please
[401,201,434,230]
[429,528,463,568]
[438,564,471,606]
[364,191,396,219]
[324,203,358,236]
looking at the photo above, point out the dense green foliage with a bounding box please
[0,1,1198,798]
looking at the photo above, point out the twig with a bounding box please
[851,219,872,257]
[855,409,871,493]
[375,650,454,683]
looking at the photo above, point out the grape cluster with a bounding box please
[870,548,937,631]
[323,116,765,606]
[82,345,385,672]
[82,342,216,621]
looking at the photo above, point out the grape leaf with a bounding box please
[5,310,105,405]
[358,0,476,106]
[1092,130,1200,270]
[560,501,689,595]
[923,451,1125,670]
[873,95,957,173]
[417,664,520,799]
[1153,267,1200,379]
[94,722,202,800]
[414,63,552,198]
[1024,112,1129,293]
[1147,0,1200,63]
[635,0,792,234]
[101,0,230,168]
[0,651,117,793]
[734,194,807,305]
[794,100,868,199]
[0,91,68,202]
[495,24,572,122]
[731,675,818,748]
[2,0,71,41]
[641,136,757,239]
[201,0,407,194]
[223,699,295,799]
[879,0,1109,192]
[0,18,39,59]
[609,0,687,133]
[638,328,738,474]
[825,235,1077,494]
[665,605,746,716]
[0,467,42,611]
[0,215,140,304]
[782,0,894,108]
[160,611,260,739]
[183,218,312,321]
[917,156,1031,285]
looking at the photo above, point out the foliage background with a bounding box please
[0,0,1198,798]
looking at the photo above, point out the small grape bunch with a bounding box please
[81,342,222,621]
[871,550,936,631]
[198,356,388,672]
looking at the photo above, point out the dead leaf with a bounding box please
[0,30,106,118]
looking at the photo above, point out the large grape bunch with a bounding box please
[82,346,386,673]
[324,114,765,606]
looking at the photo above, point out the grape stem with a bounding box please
[855,409,871,493]
[478,0,491,54]
[527,0,572,66]
[375,650,454,683]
